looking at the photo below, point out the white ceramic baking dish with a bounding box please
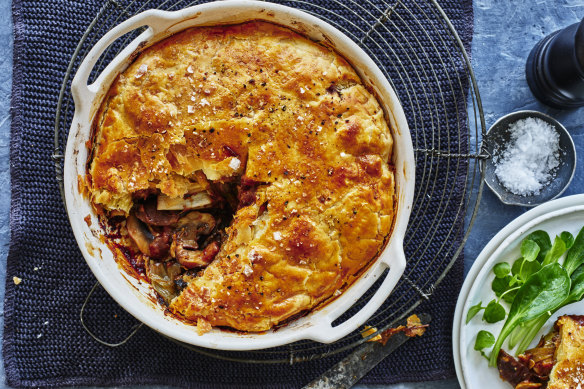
[64,0,415,350]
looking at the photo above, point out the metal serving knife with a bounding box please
[303,313,431,389]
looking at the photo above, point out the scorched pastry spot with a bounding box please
[84,21,396,333]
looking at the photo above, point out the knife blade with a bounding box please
[302,313,431,389]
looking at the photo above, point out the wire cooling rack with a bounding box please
[53,0,487,363]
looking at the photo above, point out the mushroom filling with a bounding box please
[125,181,240,305]
[497,328,559,388]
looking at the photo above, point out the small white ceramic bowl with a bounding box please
[64,0,415,350]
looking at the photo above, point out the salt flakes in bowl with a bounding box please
[483,111,576,207]
[493,117,560,196]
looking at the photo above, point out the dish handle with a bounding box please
[307,239,407,343]
[71,9,178,114]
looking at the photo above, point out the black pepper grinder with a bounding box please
[526,18,584,109]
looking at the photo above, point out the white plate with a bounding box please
[453,194,584,389]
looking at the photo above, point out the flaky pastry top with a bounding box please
[548,315,584,389]
[87,21,396,332]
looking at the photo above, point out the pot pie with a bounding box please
[84,21,396,333]
[497,315,584,389]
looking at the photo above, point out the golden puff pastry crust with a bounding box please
[548,315,584,389]
[86,21,396,332]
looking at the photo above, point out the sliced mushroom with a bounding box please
[176,211,216,235]
[170,212,218,269]
[175,241,220,269]
[126,213,154,256]
[157,192,213,211]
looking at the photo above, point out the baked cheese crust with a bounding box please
[87,21,396,332]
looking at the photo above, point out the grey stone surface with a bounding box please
[1,0,584,388]
[463,0,584,275]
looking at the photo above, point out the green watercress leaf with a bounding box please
[561,231,575,249]
[494,262,511,278]
[521,259,542,282]
[483,299,506,323]
[521,239,540,262]
[501,288,518,304]
[492,275,518,303]
[542,236,567,266]
[474,330,495,350]
[515,263,584,354]
[492,275,513,296]
[510,259,523,284]
[566,264,584,304]
[524,230,551,263]
[512,257,541,283]
[511,263,570,321]
[511,258,523,276]
[488,263,571,367]
[564,226,584,276]
[466,301,484,324]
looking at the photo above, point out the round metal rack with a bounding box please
[54,0,487,364]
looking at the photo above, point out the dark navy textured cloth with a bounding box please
[5,0,473,387]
